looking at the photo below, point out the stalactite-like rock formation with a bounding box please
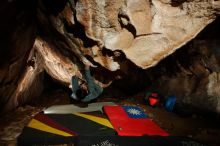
[0,0,219,112]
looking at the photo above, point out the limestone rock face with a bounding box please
[0,0,37,111]
[0,0,220,111]
[76,0,220,69]
[143,37,220,114]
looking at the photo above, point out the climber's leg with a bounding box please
[82,86,103,102]
[71,76,79,100]
[81,68,103,102]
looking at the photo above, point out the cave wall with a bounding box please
[0,0,40,111]
[143,18,220,113]
[0,0,220,113]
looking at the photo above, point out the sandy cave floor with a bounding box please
[0,89,220,146]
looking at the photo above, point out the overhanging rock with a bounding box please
[76,0,220,70]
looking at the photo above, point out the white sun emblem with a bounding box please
[127,108,141,115]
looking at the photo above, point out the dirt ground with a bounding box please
[0,89,220,146]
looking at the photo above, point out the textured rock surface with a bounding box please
[76,0,220,69]
[0,0,220,111]
[143,37,220,113]
[0,0,37,111]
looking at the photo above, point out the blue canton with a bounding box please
[123,106,148,118]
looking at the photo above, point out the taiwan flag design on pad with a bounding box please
[103,106,169,136]
[123,106,148,119]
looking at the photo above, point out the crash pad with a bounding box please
[18,111,115,145]
[18,104,206,146]
[103,105,169,136]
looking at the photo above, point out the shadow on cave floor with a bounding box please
[0,87,220,146]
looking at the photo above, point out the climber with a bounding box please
[71,65,103,102]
